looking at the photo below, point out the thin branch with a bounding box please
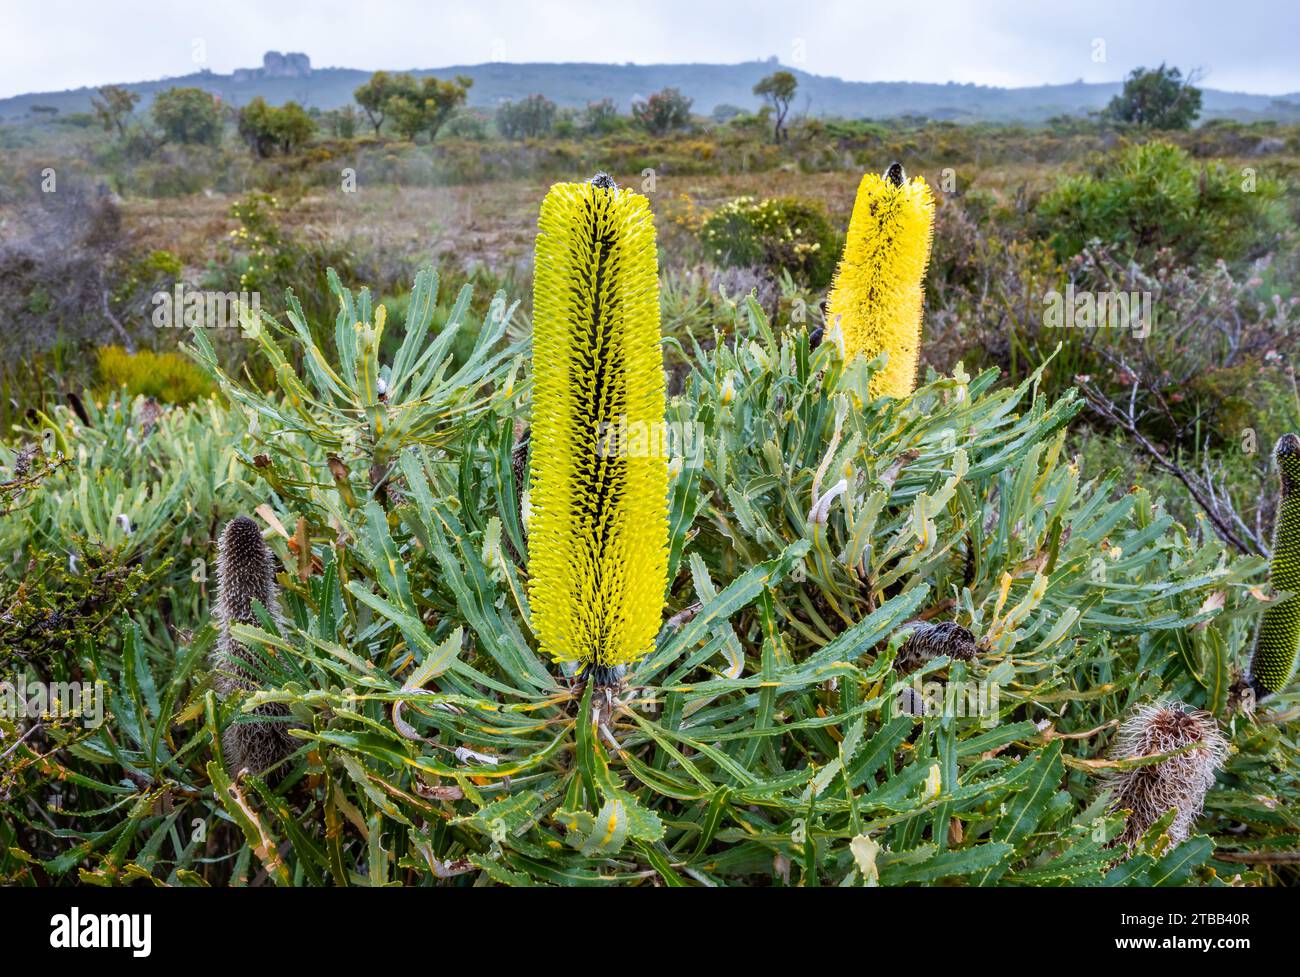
[1078,379,1263,556]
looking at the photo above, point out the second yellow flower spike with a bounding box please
[826,163,935,399]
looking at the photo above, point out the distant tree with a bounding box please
[324,105,359,139]
[444,109,489,139]
[725,106,771,137]
[91,85,139,139]
[354,71,401,136]
[151,87,223,145]
[497,94,557,140]
[237,98,316,156]
[553,108,580,138]
[582,98,623,135]
[1045,113,1101,136]
[712,103,745,123]
[385,74,473,141]
[753,70,798,143]
[237,97,278,156]
[631,87,692,136]
[1104,64,1202,130]
[271,101,316,153]
[386,95,422,140]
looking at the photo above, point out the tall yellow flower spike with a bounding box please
[529,173,669,678]
[825,162,935,399]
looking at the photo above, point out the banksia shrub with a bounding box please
[1250,433,1300,697]
[528,174,669,677]
[825,162,935,398]
[213,514,294,775]
[1103,702,1229,849]
[13,236,1299,887]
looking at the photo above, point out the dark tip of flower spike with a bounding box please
[584,663,626,689]
[224,513,262,546]
[883,161,906,186]
[589,171,618,191]
[66,391,90,426]
[1275,433,1300,495]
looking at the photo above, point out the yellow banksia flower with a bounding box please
[826,162,935,399]
[528,173,669,675]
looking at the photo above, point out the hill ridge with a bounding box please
[5,58,1299,124]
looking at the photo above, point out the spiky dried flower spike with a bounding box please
[1250,433,1300,698]
[213,515,294,776]
[825,162,935,399]
[1102,701,1228,849]
[528,174,669,679]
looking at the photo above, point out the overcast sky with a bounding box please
[4,0,1298,99]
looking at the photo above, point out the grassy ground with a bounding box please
[3,119,1297,538]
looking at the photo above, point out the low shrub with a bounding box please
[96,345,214,404]
[1038,140,1288,263]
[701,195,841,287]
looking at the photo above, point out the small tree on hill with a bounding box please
[384,74,473,142]
[238,98,317,156]
[354,71,401,136]
[152,87,223,145]
[753,70,797,143]
[91,85,139,139]
[1104,64,1202,130]
[270,101,316,153]
[238,97,278,156]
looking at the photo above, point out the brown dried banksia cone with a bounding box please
[1102,701,1228,849]
[894,620,978,675]
[212,515,294,777]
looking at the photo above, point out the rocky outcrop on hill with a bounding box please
[233,52,312,83]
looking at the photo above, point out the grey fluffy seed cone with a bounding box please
[1101,701,1228,850]
[213,515,294,777]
